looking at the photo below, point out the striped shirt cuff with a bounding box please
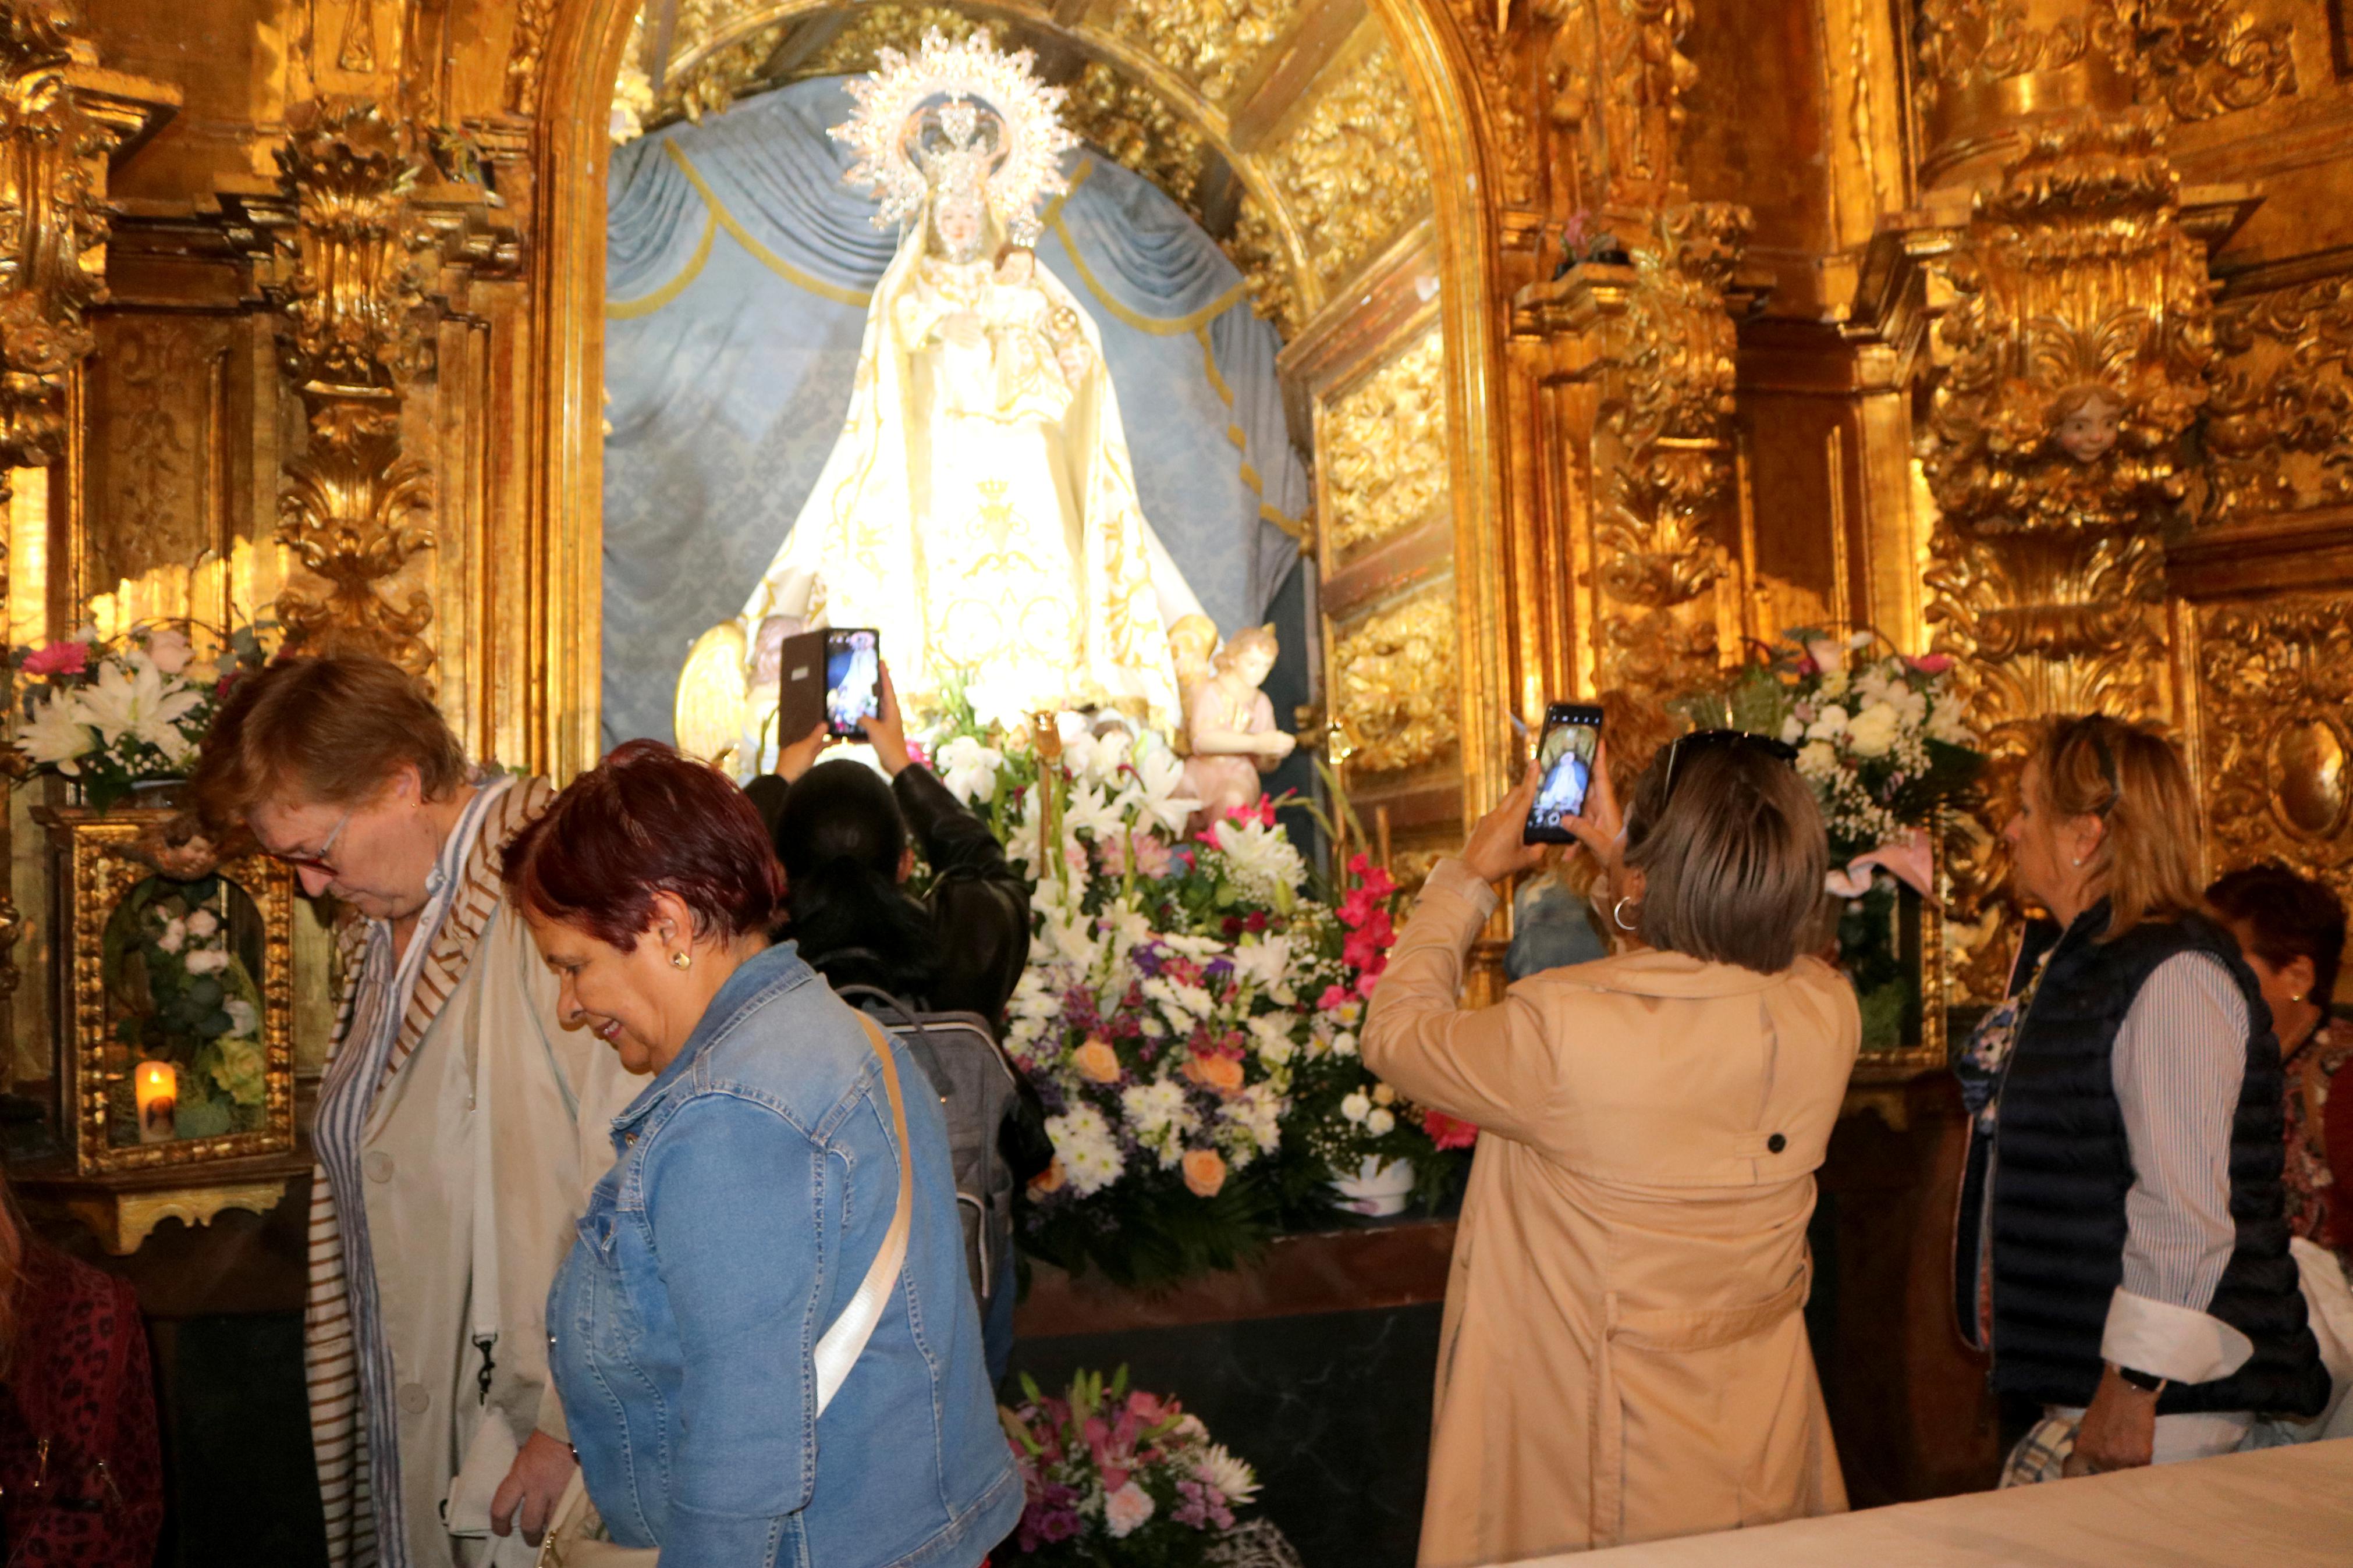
[2100,1286,2255,1385]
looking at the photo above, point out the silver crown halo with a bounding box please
[830,29,1080,249]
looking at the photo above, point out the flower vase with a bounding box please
[1330,1154,1415,1217]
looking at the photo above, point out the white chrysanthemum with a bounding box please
[1816,668,1849,702]
[1046,1103,1126,1196]
[1804,704,1850,743]
[1777,713,1804,746]
[1120,1078,1198,1167]
[1198,1443,1259,1505]
[934,735,1004,803]
[1208,816,1307,905]
[1341,1090,1372,1124]
[1366,1107,1396,1136]
[1244,1012,1297,1067]
[1222,1082,1284,1160]
[1330,1029,1359,1058]
[1795,739,1839,781]
[19,692,95,773]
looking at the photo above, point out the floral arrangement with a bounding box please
[13,620,272,812]
[999,1367,1259,1566]
[925,696,1464,1288]
[1680,630,1985,1048]
[104,874,269,1143]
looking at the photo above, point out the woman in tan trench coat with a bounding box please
[1365,732,1858,1565]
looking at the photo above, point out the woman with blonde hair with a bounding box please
[1953,714,2327,1484]
[1366,730,1854,1563]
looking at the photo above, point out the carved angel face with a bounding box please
[2054,388,2124,465]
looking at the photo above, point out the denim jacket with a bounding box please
[548,943,1021,1568]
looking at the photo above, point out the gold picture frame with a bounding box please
[40,807,297,1175]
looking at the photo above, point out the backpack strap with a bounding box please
[812,1013,915,1414]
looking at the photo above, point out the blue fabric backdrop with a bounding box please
[601,78,1311,749]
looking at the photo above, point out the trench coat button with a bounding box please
[398,1383,430,1414]
[1766,1133,1787,1154]
[364,1151,395,1183]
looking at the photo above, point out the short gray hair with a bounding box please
[1623,740,1828,973]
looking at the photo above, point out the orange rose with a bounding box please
[1074,1037,1123,1084]
[1181,1148,1227,1198]
[1183,1053,1246,1097]
[1030,1158,1067,1196]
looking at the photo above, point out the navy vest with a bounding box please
[1987,904,2327,1417]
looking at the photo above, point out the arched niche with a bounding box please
[521,0,1512,847]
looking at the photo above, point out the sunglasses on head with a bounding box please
[1660,729,1800,801]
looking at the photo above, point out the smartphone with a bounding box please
[1523,703,1603,845]
[778,628,882,743]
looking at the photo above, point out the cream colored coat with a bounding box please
[1363,860,1858,1566]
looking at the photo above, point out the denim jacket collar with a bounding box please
[609,941,817,1139]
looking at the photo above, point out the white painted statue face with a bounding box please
[932,193,985,262]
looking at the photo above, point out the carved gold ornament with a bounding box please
[1108,0,1301,106]
[1260,42,1431,289]
[1920,115,2205,737]
[2198,597,2353,915]
[1332,583,1458,775]
[268,101,446,677]
[2205,276,2353,523]
[1324,332,1449,557]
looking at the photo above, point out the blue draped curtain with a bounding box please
[601,78,1312,749]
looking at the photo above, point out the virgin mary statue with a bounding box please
[687,33,1202,760]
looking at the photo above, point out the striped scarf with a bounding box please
[305,778,551,1568]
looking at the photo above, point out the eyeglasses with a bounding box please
[272,805,357,877]
[1660,729,1800,802]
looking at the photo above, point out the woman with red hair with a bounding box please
[503,741,1017,1567]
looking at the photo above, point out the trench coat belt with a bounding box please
[1585,1261,1813,1551]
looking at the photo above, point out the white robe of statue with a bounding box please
[737,187,1202,739]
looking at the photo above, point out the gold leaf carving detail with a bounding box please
[504,0,559,113]
[796,5,984,87]
[1262,43,1431,289]
[1107,0,1300,105]
[1325,332,1448,556]
[1332,584,1457,774]
[1222,195,1300,338]
[2204,276,2353,522]
[271,101,445,678]
[1914,0,2090,107]
[2198,597,2353,915]
[1064,62,1211,218]
[2123,1,2297,122]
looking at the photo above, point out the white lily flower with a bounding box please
[78,657,202,753]
[18,692,95,773]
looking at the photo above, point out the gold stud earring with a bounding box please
[670,950,692,971]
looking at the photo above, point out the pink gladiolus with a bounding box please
[1907,653,1955,674]
[20,641,87,677]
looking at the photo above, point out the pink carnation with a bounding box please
[20,641,87,677]
[1318,983,1353,1011]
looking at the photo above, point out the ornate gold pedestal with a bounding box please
[14,1150,308,1256]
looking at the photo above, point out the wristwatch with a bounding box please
[2114,1364,2167,1395]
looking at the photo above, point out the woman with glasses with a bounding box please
[191,654,638,1568]
[1954,716,2326,1486]
[1364,728,1855,1564]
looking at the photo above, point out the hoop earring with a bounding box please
[1613,896,1640,933]
[670,950,693,972]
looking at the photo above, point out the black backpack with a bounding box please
[833,984,1023,1326]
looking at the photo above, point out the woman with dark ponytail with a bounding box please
[746,663,1030,1023]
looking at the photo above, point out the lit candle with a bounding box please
[134,1060,178,1143]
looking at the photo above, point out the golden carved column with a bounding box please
[254,102,445,678]
[0,1,150,1052]
[1513,1,1752,712]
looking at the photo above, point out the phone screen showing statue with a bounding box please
[1524,707,1600,844]
[825,630,881,738]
